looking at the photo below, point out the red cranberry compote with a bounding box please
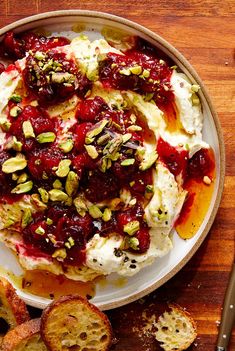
[23,51,90,106]
[1,31,70,59]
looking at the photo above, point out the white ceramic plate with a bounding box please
[0,10,225,310]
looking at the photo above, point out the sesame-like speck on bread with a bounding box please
[0,319,47,351]
[0,277,30,342]
[155,303,197,351]
[41,295,113,351]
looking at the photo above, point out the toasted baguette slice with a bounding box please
[41,295,113,351]
[0,277,30,340]
[0,319,47,351]
[155,303,197,351]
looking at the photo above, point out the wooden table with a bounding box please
[0,1,234,350]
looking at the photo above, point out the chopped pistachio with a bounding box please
[31,194,47,210]
[10,106,21,117]
[38,187,49,203]
[88,205,103,219]
[123,220,140,236]
[49,189,68,202]
[84,145,99,159]
[17,173,28,184]
[122,133,132,143]
[55,159,71,178]
[74,196,87,217]
[146,185,154,193]
[129,198,137,206]
[99,158,108,173]
[35,226,45,235]
[192,94,200,106]
[11,180,33,194]
[85,119,109,144]
[46,217,53,225]
[12,137,23,152]
[68,236,75,247]
[128,237,139,250]
[191,84,200,92]
[3,217,16,229]
[9,94,22,103]
[2,156,27,174]
[53,179,63,189]
[21,208,33,228]
[52,248,67,261]
[0,120,11,132]
[102,208,112,222]
[139,150,158,171]
[129,181,135,187]
[42,171,48,180]
[119,68,131,76]
[127,125,142,132]
[119,236,130,250]
[59,139,74,153]
[65,171,79,196]
[142,69,150,78]
[34,51,46,60]
[65,196,73,206]
[129,65,142,75]
[97,133,110,145]
[22,121,35,139]
[121,158,135,166]
[36,132,56,143]
[12,173,18,181]
[51,72,75,84]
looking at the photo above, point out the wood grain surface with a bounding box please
[0,1,235,350]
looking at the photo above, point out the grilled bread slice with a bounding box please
[41,295,113,351]
[155,303,197,351]
[0,277,30,342]
[0,318,47,351]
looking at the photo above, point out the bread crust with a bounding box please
[41,295,113,351]
[0,319,46,351]
[0,277,30,328]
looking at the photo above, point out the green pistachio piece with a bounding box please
[51,72,75,84]
[10,106,22,117]
[123,220,140,236]
[52,248,67,261]
[46,217,53,225]
[129,65,142,75]
[9,94,22,103]
[36,132,56,143]
[122,133,132,144]
[17,173,28,184]
[129,181,135,187]
[97,133,111,145]
[65,171,79,197]
[2,156,27,174]
[59,139,74,153]
[192,93,200,106]
[38,187,49,203]
[142,69,150,78]
[53,179,63,189]
[139,150,158,171]
[85,119,109,144]
[127,125,142,132]
[128,237,139,250]
[12,173,18,181]
[74,197,87,217]
[31,194,47,210]
[55,159,71,178]
[3,217,17,229]
[99,158,108,173]
[191,84,200,92]
[34,51,46,60]
[35,226,45,235]
[119,68,131,76]
[88,205,103,219]
[49,189,68,202]
[22,121,35,139]
[146,185,154,193]
[121,158,135,166]
[21,208,33,228]
[65,196,73,206]
[11,180,33,194]
[84,145,99,159]
[0,120,11,132]
[42,171,48,180]
[102,208,112,222]
[12,137,23,152]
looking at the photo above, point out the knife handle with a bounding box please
[216,263,235,350]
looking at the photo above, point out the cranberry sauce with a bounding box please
[0,31,70,60]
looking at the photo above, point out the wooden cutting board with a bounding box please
[0,0,234,350]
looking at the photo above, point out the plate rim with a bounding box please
[0,10,225,310]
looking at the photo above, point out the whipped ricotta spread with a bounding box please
[0,31,213,281]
